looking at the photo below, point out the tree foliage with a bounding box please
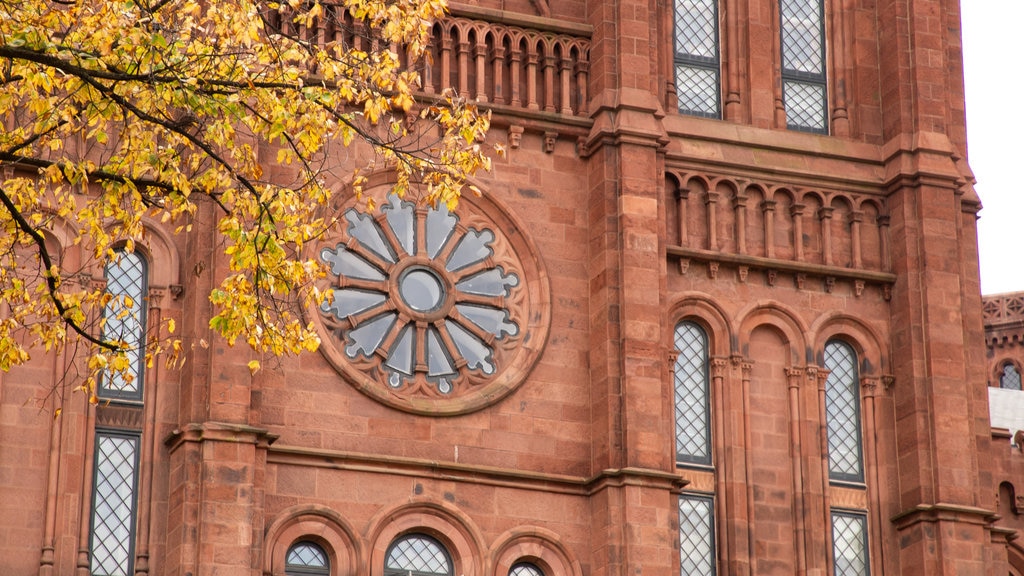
[0,0,493,399]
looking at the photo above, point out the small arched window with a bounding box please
[384,534,453,576]
[824,340,863,483]
[1001,363,1022,391]
[285,541,330,576]
[99,249,148,401]
[674,321,711,465]
[509,562,544,576]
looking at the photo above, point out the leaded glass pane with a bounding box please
[385,534,452,576]
[673,0,720,118]
[509,563,544,576]
[675,322,710,465]
[824,341,863,482]
[780,0,824,74]
[1001,364,1022,390]
[90,432,139,576]
[679,495,716,576]
[832,512,869,576]
[286,541,329,575]
[783,81,827,132]
[100,251,147,400]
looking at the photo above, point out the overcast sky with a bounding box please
[961,2,1024,295]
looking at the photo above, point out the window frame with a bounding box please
[98,249,149,403]
[674,321,712,467]
[672,0,722,118]
[285,540,331,576]
[823,339,865,484]
[678,493,717,576]
[831,509,870,576]
[383,533,454,576]
[89,428,142,576]
[779,0,829,133]
[1000,362,1022,390]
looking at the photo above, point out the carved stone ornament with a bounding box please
[309,191,551,415]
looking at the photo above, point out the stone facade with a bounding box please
[1,0,1023,575]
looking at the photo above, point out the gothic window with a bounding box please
[384,534,453,576]
[673,0,721,117]
[89,430,140,576]
[824,340,864,483]
[286,541,330,576]
[679,494,716,576]
[780,0,828,133]
[674,321,711,465]
[831,511,869,576]
[509,562,544,576]
[1001,363,1022,390]
[99,250,148,401]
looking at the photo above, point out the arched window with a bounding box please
[824,340,863,483]
[780,0,828,133]
[1001,363,1022,390]
[673,0,721,118]
[508,562,544,576]
[99,249,148,401]
[286,541,330,576]
[674,321,711,465]
[384,534,453,576]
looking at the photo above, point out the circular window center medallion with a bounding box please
[310,190,550,416]
[399,267,445,313]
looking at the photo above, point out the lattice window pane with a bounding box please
[286,541,330,575]
[90,433,139,576]
[780,0,824,74]
[679,495,716,576]
[100,251,147,399]
[676,65,720,118]
[675,0,717,59]
[825,341,863,482]
[832,512,869,576]
[783,81,827,132]
[385,534,452,575]
[1001,364,1022,390]
[509,562,544,576]
[675,322,711,465]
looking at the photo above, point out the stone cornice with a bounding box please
[164,421,280,453]
[891,502,997,530]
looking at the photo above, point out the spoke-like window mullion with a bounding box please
[779,0,828,132]
[674,0,720,118]
[824,340,863,482]
[679,494,716,576]
[675,322,711,465]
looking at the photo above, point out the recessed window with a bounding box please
[679,494,716,576]
[824,340,864,483]
[89,431,140,576]
[286,541,330,576]
[831,511,869,576]
[674,322,711,466]
[100,250,148,401]
[384,534,453,576]
[673,0,721,117]
[509,562,544,576]
[1000,363,1022,390]
[780,0,828,132]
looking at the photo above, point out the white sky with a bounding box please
[962,2,1024,295]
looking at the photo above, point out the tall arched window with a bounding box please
[780,0,828,132]
[673,0,721,118]
[286,541,330,576]
[1001,363,1022,390]
[674,321,711,465]
[99,249,148,401]
[824,340,863,483]
[384,534,453,576]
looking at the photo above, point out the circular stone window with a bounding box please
[311,191,550,415]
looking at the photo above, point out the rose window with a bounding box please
[312,192,549,415]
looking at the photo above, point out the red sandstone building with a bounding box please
[1,0,1023,575]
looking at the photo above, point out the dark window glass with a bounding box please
[679,494,716,576]
[824,340,864,482]
[100,250,148,401]
[674,0,721,117]
[89,431,140,576]
[286,541,330,576]
[832,511,869,576]
[780,0,828,132]
[384,534,453,576]
[674,322,711,465]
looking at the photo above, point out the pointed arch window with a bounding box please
[99,250,148,401]
[780,0,828,132]
[674,321,711,466]
[1001,363,1022,390]
[384,534,453,576]
[673,0,721,117]
[824,340,863,482]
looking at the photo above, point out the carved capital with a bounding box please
[790,203,806,217]
[817,206,834,220]
[760,199,776,213]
